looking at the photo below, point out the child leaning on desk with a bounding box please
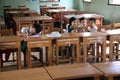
[20,22,42,65]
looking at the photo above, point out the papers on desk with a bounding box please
[46,32,62,38]
[29,34,40,38]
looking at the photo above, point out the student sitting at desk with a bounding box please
[88,17,98,32]
[66,17,78,33]
[29,21,42,35]
[64,17,78,57]
[79,17,87,27]
[21,22,42,66]
[87,18,98,57]
[77,17,88,32]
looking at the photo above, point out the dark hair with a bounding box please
[89,17,96,23]
[69,17,76,25]
[32,23,42,34]
[79,17,85,22]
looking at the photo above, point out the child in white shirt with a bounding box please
[88,18,98,32]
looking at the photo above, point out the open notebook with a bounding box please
[29,34,40,38]
[21,27,29,33]
[46,32,62,38]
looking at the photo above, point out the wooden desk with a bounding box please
[47,9,77,13]
[40,6,65,15]
[4,7,29,14]
[14,16,53,31]
[79,32,108,63]
[5,10,38,17]
[26,35,53,68]
[63,13,104,27]
[45,63,103,80]
[0,36,21,69]
[55,33,80,64]
[0,68,52,80]
[92,61,120,80]
[104,29,120,61]
[46,9,78,25]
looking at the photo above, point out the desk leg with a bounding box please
[96,43,100,62]
[109,37,113,61]
[107,76,113,80]
[27,47,32,68]
[76,43,80,63]
[94,76,101,80]
[71,45,75,64]
[102,41,106,62]
[17,48,21,69]
[48,42,53,66]
[56,44,59,65]
[83,43,87,63]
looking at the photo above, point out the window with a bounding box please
[83,0,92,2]
[108,0,120,5]
[39,0,60,2]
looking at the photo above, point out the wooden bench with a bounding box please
[45,63,103,80]
[0,68,52,80]
[92,61,120,80]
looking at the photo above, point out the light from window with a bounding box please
[109,0,120,5]
[83,0,92,2]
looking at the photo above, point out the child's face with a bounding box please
[80,19,87,26]
[30,27,36,34]
[71,20,78,27]
[88,21,94,27]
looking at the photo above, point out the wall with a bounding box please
[1,0,120,23]
[78,0,120,24]
[0,0,73,16]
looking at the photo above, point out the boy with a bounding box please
[88,18,98,32]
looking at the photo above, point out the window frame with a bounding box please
[83,0,92,3]
[108,0,120,6]
[39,0,60,2]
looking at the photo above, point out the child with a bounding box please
[88,18,98,32]
[87,18,98,57]
[78,17,88,32]
[20,22,42,66]
[67,17,78,33]
[29,21,42,35]
[79,17,87,27]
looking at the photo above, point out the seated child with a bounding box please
[88,18,98,32]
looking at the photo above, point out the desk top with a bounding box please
[92,61,120,77]
[5,10,37,14]
[104,29,120,35]
[60,32,80,38]
[78,32,108,37]
[41,6,65,9]
[27,35,53,41]
[0,36,21,42]
[4,7,29,10]
[64,13,104,19]
[45,63,103,80]
[14,16,53,21]
[47,9,78,13]
[0,68,52,80]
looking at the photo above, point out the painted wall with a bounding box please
[1,0,120,23]
[0,0,73,16]
[78,0,120,24]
